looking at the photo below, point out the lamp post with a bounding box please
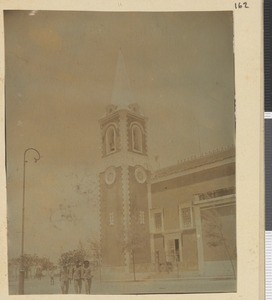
[18,148,41,295]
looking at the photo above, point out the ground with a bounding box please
[9,274,236,295]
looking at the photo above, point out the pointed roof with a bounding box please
[111,50,134,108]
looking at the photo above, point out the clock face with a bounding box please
[105,167,116,185]
[135,166,147,184]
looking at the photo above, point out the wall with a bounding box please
[100,167,125,266]
[151,163,235,232]
[128,166,151,264]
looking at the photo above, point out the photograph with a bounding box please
[4,10,236,295]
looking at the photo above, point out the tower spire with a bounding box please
[111,50,134,108]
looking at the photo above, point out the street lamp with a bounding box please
[18,148,41,295]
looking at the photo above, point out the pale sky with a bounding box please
[4,11,235,262]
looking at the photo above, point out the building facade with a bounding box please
[150,147,236,277]
[98,51,236,278]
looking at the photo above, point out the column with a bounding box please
[194,205,204,276]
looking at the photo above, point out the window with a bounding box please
[166,238,181,262]
[105,126,116,154]
[151,209,164,233]
[180,207,193,229]
[174,239,180,262]
[132,124,143,153]
[154,212,162,231]
[109,212,114,225]
[139,211,145,224]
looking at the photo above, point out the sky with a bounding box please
[4,11,235,262]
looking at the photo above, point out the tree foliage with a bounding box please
[9,254,54,270]
[58,249,86,267]
[9,254,54,278]
[201,207,236,278]
[58,239,102,270]
[201,209,225,247]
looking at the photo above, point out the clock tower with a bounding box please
[98,51,151,273]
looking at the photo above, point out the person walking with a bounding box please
[49,268,55,285]
[60,265,69,294]
[73,261,82,294]
[36,266,42,280]
[68,263,73,285]
[82,260,93,294]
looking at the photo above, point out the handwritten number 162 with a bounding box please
[235,2,249,9]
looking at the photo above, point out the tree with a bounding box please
[201,208,236,279]
[58,248,86,267]
[9,254,54,279]
[123,203,147,281]
[37,256,54,271]
[88,239,102,281]
[58,239,102,282]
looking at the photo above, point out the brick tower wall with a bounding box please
[100,167,125,266]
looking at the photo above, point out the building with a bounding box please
[150,147,236,277]
[98,51,236,278]
[98,52,152,273]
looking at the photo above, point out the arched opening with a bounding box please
[132,124,143,153]
[106,126,116,154]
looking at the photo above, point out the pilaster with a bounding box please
[121,164,131,271]
[194,205,204,275]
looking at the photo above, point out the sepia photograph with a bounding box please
[4,10,236,295]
